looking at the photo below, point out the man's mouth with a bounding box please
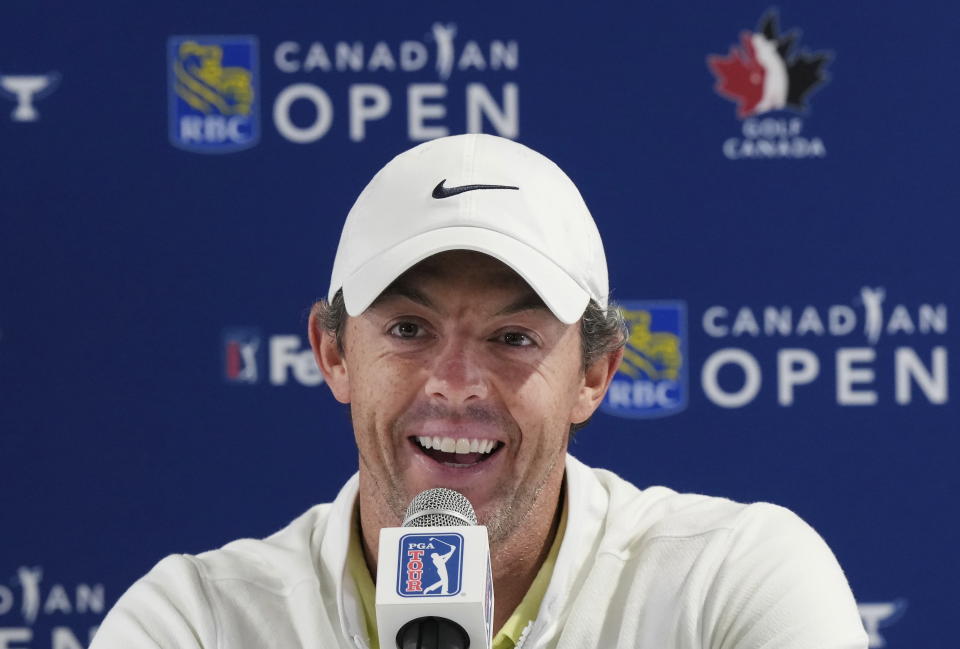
[411,435,504,468]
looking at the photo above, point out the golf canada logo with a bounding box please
[707,10,832,159]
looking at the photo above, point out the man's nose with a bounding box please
[424,338,488,403]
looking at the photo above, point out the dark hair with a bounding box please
[310,289,626,433]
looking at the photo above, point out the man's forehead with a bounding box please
[370,251,550,315]
[401,250,518,279]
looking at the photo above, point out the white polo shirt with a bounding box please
[90,455,868,648]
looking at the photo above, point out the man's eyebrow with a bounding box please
[371,282,435,310]
[494,291,549,316]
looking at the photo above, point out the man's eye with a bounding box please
[389,322,422,338]
[501,332,533,347]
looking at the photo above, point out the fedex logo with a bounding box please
[397,534,463,597]
[222,328,323,386]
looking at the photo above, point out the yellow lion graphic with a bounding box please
[174,41,253,116]
[618,308,682,381]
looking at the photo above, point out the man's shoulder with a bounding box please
[559,461,867,648]
[91,496,358,649]
[139,503,336,596]
[195,502,334,586]
[578,459,814,553]
[188,472,361,592]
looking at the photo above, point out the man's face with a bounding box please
[320,251,602,544]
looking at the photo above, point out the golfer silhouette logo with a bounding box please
[422,538,456,594]
[397,533,464,597]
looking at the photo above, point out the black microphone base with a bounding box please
[396,616,470,649]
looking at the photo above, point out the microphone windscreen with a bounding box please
[402,488,478,527]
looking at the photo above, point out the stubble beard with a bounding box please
[359,451,409,521]
[353,405,410,526]
[356,403,566,548]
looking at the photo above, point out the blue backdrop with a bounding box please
[2,2,956,647]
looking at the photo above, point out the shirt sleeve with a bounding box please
[702,503,868,649]
[89,555,219,649]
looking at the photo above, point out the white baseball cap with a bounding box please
[328,134,608,324]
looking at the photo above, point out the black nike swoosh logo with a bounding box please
[432,179,519,199]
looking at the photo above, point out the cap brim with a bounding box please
[339,226,591,324]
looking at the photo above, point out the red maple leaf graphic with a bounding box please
[708,32,765,118]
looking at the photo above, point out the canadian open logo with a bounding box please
[707,10,831,159]
[602,288,947,412]
[0,565,105,648]
[169,23,519,153]
[700,286,948,408]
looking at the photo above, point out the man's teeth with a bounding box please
[416,436,497,454]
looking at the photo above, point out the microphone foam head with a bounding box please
[402,488,478,527]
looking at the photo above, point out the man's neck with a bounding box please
[487,487,564,632]
[357,477,565,633]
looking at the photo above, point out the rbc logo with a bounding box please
[168,35,259,153]
[601,301,688,418]
[396,534,463,597]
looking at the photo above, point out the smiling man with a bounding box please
[91,135,867,649]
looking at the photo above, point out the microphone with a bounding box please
[375,488,494,649]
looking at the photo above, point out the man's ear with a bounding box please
[570,347,624,425]
[308,309,350,404]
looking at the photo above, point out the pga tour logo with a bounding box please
[397,534,463,597]
[223,328,263,384]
